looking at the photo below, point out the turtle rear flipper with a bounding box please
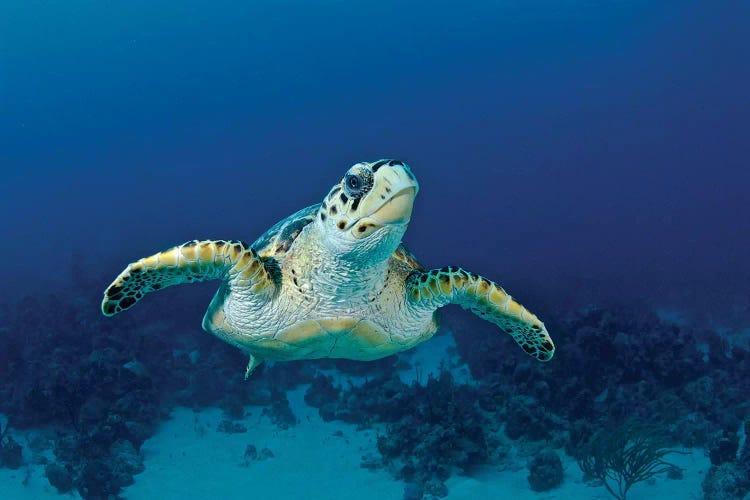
[101,240,276,316]
[406,267,554,361]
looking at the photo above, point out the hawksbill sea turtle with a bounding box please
[102,160,554,377]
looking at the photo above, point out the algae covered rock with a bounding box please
[527,449,563,491]
[0,434,23,469]
[703,462,750,500]
[45,462,74,493]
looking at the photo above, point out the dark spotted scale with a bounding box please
[251,204,319,258]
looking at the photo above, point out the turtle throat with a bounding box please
[313,213,406,267]
[303,221,394,301]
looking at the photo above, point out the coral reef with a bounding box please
[0,275,748,499]
[305,371,488,497]
[703,463,750,500]
[503,394,557,441]
[702,418,750,500]
[709,430,740,466]
[0,289,298,498]
[296,304,750,497]
[455,305,750,452]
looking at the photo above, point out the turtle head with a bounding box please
[316,159,419,262]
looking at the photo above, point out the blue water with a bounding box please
[1,1,749,499]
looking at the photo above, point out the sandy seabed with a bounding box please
[0,334,710,499]
[0,395,709,500]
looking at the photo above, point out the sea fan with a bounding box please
[576,420,686,500]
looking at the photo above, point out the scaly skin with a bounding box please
[101,240,275,317]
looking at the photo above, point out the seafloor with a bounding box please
[0,281,748,499]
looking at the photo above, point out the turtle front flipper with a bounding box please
[102,240,276,316]
[406,267,554,361]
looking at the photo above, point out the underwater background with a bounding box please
[1,0,748,499]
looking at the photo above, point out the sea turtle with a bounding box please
[102,160,554,376]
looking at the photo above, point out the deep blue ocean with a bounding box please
[1,1,749,499]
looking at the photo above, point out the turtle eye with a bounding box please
[345,174,362,194]
[344,170,373,199]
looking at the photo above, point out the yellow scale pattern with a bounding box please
[408,267,555,361]
[101,240,274,316]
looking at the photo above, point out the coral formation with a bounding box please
[217,419,248,434]
[45,462,74,493]
[455,305,750,451]
[241,444,274,467]
[261,393,298,429]
[0,431,23,470]
[702,462,750,500]
[0,290,248,497]
[305,371,488,496]
[702,418,750,499]
[527,449,563,491]
[709,430,740,466]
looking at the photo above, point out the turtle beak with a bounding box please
[369,187,416,225]
[351,164,418,239]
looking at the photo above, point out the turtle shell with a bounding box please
[251,203,320,258]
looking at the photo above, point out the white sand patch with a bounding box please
[123,332,711,500]
[0,464,77,500]
[122,383,710,500]
[0,417,81,500]
[123,387,403,500]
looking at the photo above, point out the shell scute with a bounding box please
[251,204,319,258]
